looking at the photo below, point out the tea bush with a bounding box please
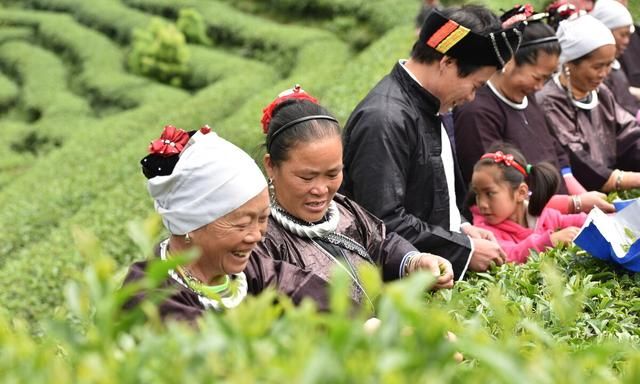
[176,8,210,46]
[0,40,90,119]
[0,71,17,110]
[127,18,190,87]
[22,0,151,43]
[123,0,336,72]
[324,25,414,122]
[0,9,186,108]
[219,0,419,34]
[215,38,351,152]
[2,226,640,382]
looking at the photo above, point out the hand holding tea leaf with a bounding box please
[551,226,581,247]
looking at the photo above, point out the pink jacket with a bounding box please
[472,207,587,264]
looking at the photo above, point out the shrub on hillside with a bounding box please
[177,8,210,46]
[127,18,190,87]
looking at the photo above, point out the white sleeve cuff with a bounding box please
[399,251,420,279]
[457,236,474,281]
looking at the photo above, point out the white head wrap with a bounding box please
[590,0,634,31]
[148,130,267,235]
[557,15,616,65]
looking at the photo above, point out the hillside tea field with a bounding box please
[1,0,640,382]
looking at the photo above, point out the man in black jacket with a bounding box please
[342,5,524,279]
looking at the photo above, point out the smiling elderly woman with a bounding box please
[122,125,270,322]
[246,86,454,309]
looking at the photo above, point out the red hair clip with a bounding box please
[149,125,190,156]
[261,84,318,134]
[481,151,528,177]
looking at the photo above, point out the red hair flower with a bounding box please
[261,84,318,134]
[149,125,190,156]
[199,125,212,135]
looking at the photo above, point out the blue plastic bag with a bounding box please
[613,198,639,212]
[574,200,640,272]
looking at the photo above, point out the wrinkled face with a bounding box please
[266,135,343,223]
[438,59,496,112]
[190,188,270,275]
[567,45,616,94]
[471,165,526,225]
[504,52,559,101]
[611,26,632,58]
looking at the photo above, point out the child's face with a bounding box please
[471,165,527,225]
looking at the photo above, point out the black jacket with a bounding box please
[341,63,472,279]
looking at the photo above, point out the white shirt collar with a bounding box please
[487,80,528,110]
[399,59,424,87]
[612,59,621,71]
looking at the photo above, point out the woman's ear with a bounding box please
[516,182,529,203]
[263,154,274,178]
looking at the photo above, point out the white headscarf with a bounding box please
[148,130,267,235]
[590,0,634,31]
[557,15,616,64]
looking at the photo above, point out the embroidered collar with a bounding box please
[487,80,528,110]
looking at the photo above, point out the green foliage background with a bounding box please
[0,0,639,381]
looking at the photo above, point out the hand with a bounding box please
[550,226,581,246]
[408,253,454,290]
[462,224,498,242]
[578,191,614,213]
[468,238,507,271]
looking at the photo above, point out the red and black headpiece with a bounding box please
[418,9,526,69]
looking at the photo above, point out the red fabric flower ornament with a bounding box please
[547,1,578,19]
[149,125,190,156]
[501,4,535,28]
[481,151,528,177]
[261,85,318,134]
[200,125,212,135]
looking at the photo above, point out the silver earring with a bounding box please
[563,65,575,100]
[185,233,191,244]
[268,178,275,200]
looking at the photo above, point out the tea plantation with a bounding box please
[1,0,640,382]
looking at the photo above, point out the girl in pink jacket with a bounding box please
[470,145,587,263]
